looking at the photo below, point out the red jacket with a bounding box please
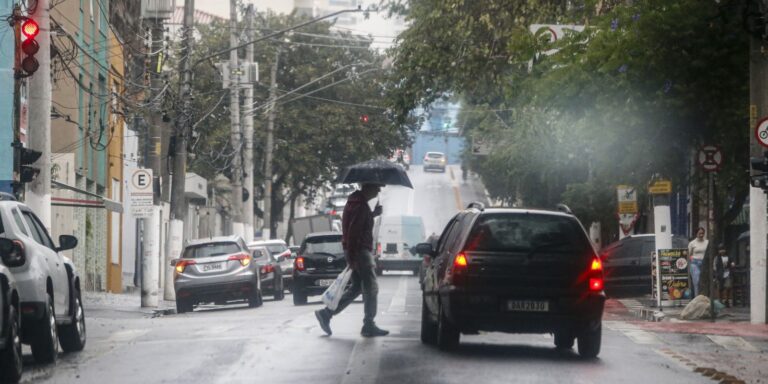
[342,191,373,253]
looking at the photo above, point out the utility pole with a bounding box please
[242,5,255,242]
[140,17,166,307]
[229,0,244,239]
[263,50,279,239]
[166,0,195,301]
[25,0,51,230]
[749,13,768,324]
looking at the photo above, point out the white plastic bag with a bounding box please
[321,267,353,311]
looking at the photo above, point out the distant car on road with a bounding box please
[172,236,262,313]
[600,234,688,296]
[374,215,426,275]
[0,193,86,365]
[423,152,447,172]
[0,251,22,382]
[418,203,604,358]
[292,232,345,305]
[249,246,285,301]
[249,239,293,289]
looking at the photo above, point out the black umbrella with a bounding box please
[337,159,413,189]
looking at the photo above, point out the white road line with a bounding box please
[341,337,384,384]
[387,276,408,314]
[621,329,661,345]
[104,329,150,343]
[707,335,759,352]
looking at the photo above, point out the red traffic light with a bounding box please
[21,18,39,39]
[360,114,369,123]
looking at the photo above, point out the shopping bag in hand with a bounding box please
[321,267,352,311]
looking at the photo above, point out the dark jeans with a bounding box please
[329,249,379,325]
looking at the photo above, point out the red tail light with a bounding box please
[175,259,197,273]
[588,257,603,291]
[228,253,252,267]
[453,253,468,268]
[295,256,305,271]
[260,264,275,274]
[376,242,382,256]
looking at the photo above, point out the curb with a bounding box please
[151,308,176,317]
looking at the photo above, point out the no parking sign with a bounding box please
[756,117,768,148]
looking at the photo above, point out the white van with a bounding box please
[373,215,426,275]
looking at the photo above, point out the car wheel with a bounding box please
[0,306,22,383]
[554,331,574,349]
[59,288,86,352]
[176,298,190,314]
[420,297,437,345]
[293,288,307,305]
[577,324,602,359]
[31,294,58,364]
[436,302,459,350]
[248,289,263,308]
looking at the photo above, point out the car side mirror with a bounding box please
[414,242,434,256]
[170,258,179,267]
[0,238,26,267]
[56,235,78,252]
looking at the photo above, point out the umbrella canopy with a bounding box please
[337,159,413,189]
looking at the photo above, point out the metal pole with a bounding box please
[11,5,21,200]
[242,5,255,242]
[229,0,244,238]
[263,50,279,239]
[25,0,51,229]
[166,0,195,301]
[709,172,716,320]
[749,20,768,324]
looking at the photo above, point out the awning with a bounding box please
[51,180,123,213]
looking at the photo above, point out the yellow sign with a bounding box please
[648,180,672,194]
[618,201,638,214]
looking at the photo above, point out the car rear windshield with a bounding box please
[464,213,592,255]
[427,153,444,158]
[265,244,287,254]
[302,236,343,255]
[183,242,241,259]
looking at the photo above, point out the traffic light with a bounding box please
[16,145,41,183]
[750,152,768,190]
[360,114,369,123]
[19,17,40,75]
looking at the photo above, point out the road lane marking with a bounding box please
[620,329,660,344]
[449,166,455,181]
[407,187,415,215]
[453,186,462,210]
[387,276,408,314]
[707,335,759,352]
[105,329,150,343]
[341,337,383,384]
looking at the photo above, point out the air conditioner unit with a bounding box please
[141,0,176,20]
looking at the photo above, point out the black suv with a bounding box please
[292,232,345,305]
[417,203,605,358]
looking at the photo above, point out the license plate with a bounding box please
[317,279,335,287]
[201,262,224,272]
[506,300,549,312]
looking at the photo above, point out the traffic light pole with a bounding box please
[242,5,255,242]
[24,0,52,230]
[749,17,768,324]
[228,0,244,239]
[263,49,279,240]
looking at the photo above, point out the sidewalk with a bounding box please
[83,290,176,317]
[607,297,768,340]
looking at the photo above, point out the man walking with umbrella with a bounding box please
[315,182,389,337]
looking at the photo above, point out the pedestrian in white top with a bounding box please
[687,227,708,297]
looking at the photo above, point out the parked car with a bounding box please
[600,234,688,296]
[423,151,447,172]
[292,232,345,305]
[0,193,86,365]
[0,247,22,383]
[374,215,426,275]
[249,239,293,289]
[172,236,262,313]
[323,195,347,217]
[249,246,285,301]
[332,184,356,198]
[418,203,605,357]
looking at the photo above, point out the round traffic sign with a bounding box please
[755,117,768,148]
[697,145,723,172]
[132,169,152,191]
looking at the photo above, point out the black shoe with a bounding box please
[315,309,332,336]
[361,324,389,337]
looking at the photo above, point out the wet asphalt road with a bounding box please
[15,166,710,383]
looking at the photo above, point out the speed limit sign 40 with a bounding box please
[756,117,768,148]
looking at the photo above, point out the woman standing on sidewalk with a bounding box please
[688,227,708,297]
